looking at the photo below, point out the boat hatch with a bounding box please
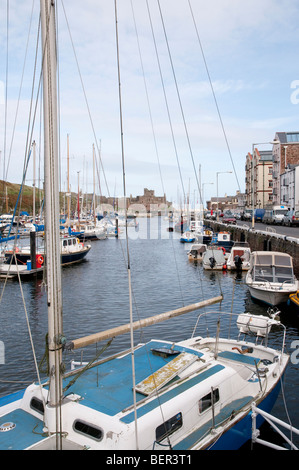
[0,422,16,432]
[151,347,180,358]
[135,352,198,396]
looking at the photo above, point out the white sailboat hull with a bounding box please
[0,312,289,451]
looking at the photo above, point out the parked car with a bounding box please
[254,209,265,222]
[282,209,299,226]
[222,211,236,225]
[241,209,253,221]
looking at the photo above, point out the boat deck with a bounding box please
[65,340,204,417]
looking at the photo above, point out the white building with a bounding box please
[280,164,299,210]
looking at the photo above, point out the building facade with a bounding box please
[280,164,299,210]
[245,149,273,210]
[207,190,245,213]
[272,132,299,206]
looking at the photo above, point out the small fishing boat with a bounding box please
[210,231,234,253]
[187,243,207,262]
[226,242,251,271]
[180,231,196,243]
[69,223,107,241]
[3,236,91,267]
[202,247,227,270]
[245,251,298,306]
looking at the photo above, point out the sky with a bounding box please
[1,0,299,209]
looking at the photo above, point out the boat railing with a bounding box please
[251,403,299,450]
[192,309,286,353]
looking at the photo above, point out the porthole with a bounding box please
[73,420,103,442]
[30,397,44,415]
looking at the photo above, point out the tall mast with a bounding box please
[93,144,96,223]
[67,134,70,223]
[40,0,63,448]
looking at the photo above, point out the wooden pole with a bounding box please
[67,295,223,350]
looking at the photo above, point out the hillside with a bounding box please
[0,180,92,216]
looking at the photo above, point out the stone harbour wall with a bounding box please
[206,221,299,275]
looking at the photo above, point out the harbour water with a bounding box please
[0,216,299,450]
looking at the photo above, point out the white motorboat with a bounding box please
[245,251,299,306]
[226,242,251,271]
[202,247,227,270]
[187,243,207,262]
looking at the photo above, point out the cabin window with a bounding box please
[155,412,183,442]
[30,397,44,415]
[73,420,103,441]
[198,389,219,414]
[63,240,67,247]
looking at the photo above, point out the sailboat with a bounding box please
[0,1,290,451]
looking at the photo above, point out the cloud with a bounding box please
[1,0,299,202]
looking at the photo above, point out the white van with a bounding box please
[263,205,289,225]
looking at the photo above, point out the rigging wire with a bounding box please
[156,0,202,206]
[114,0,139,450]
[145,0,185,200]
[4,0,37,188]
[60,0,110,199]
[1,0,9,213]
[129,0,165,197]
[187,0,241,192]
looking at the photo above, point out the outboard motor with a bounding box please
[234,255,243,271]
[209,256,216,269]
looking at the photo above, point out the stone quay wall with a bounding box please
[206,221,299,275]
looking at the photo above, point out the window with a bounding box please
[286,133,299,142]
[199,389,219,414]
[156,413,183,442]
[73,420,103,441]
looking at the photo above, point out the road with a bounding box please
[236,220,299,239]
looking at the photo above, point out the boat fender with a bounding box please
[223,264,227,270]
[37,255,44,265]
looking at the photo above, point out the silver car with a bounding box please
[282,209,299,226]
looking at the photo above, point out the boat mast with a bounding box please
[40,0,63,447]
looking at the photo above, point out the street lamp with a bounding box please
[202,182,213,213]
[216,171,232,221]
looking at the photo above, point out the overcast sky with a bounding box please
[1,0,299,207]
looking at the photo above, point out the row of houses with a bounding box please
[207,131,299,213]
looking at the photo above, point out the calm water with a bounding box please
[0,217,299,449]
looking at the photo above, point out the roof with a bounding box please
[275,132,299,144]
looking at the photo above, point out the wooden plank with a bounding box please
[135,352,198,396]
[67,295,223,350]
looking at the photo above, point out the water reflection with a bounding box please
[0,217,299,447]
